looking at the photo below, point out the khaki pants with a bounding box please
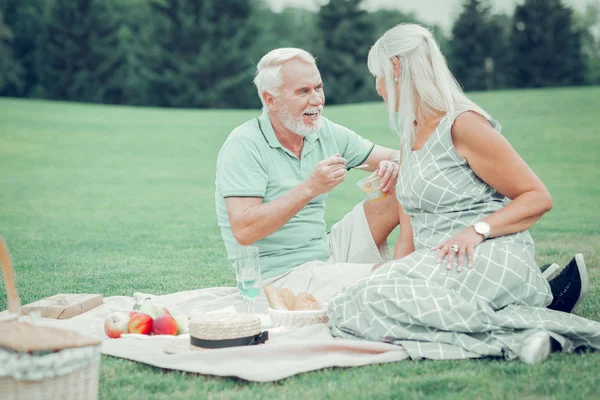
[269,202,391,303]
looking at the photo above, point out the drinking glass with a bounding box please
[231,245,262,314]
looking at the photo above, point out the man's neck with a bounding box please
[268,113,304,157]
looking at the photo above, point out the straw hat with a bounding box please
[164,312,268,354]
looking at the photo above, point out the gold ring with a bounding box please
[449,244,459,253]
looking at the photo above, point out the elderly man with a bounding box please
[215,48,407,297]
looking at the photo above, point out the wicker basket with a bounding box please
[268,307,328,328]
[0,236,101,400]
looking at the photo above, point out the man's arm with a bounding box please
[225,188,312,246]
[361,145,400,171]
[225,155,346,245]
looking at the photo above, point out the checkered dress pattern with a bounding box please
[327,112,600,360]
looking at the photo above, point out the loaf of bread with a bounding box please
[264,286,288,310]
[292,292,322,311]
[279,288,296,310]
[265,286,323,311]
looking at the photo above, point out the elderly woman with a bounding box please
[327,24,598,363]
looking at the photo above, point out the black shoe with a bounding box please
[547,254,588,313]
[540,263,561,281]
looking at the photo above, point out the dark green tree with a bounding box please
[487,13,513,89]
[368,9,417,40]
[251,3,320,52]
[108,0,154,105]
[450,0,509,91]
[37,0,124,103]
[139,0,259,109]
[316,0,375,104]
[575,3,600,84]
[0,0,44,97]
[369,9,451,66]
[510,0,586,87]
[0,10,23,95]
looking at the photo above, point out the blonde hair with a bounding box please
[368,23,491,160]
[254,48,316,112]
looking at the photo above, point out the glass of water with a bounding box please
[231,245,262,314]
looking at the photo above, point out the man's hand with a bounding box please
[305,154,347,197]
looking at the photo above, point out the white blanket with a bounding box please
[15,283,408,382]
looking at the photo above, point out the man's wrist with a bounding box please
[299,180,317,200]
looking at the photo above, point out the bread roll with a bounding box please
[264,286,288,310]
[292,292,322,311]
[279,288,295,310]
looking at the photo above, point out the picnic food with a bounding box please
[357,174,387,201]
[104,297,189,338]
[104,311,131,338]
[292,292,322,311]
[264,285,288,310]
[152,315,179,336]
[280,288,296,309]
[265,286,323,311]
[156,306,172,317]
[128,312,153,334]
[174,315,190,334]
[139,297,158,319]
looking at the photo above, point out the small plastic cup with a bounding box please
[357,174,388,201]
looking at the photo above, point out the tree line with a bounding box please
[0,0,598,109]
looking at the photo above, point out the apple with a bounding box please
[152,315,179,336]
[155,307,172,318]
[104,312,130,338]
[128,311,137,318]
[128,312,153,335]
[173,315,190,335]
[138,298,157,319]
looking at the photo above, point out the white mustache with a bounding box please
[303,107,323,114]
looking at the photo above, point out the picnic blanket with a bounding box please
[12,264,410,382]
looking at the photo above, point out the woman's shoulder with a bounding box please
[450,110,504,158]
[453,110,491,128]
[451,110,501,138]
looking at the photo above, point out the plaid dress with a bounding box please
[327,111,600,360]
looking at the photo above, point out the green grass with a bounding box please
[1,86,599,399]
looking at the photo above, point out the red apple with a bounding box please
[152,315,178,336]
[128,312,153,335]
[104,312,130,338]
[128,311,137,318]
[155,307,172,318]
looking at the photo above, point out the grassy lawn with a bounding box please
[0,86,599,399]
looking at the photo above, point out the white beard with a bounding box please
[278,103,321,137]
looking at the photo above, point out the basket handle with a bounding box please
[0,235,21,313]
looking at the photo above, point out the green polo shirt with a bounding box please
[215,112,374,279]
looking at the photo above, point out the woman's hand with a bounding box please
[376,160,399,194]
[433,228,484,272]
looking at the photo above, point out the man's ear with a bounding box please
[263,91,278,112]
[391,56,401,80]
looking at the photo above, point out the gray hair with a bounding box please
[254,48,316,112]
[368,24,491,161]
